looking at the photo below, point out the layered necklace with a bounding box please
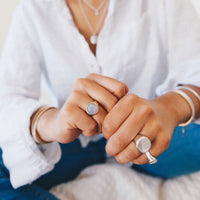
[83,0,107,16]
[78,0,109,45]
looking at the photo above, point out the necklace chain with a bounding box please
[78,0,109,45]
[83,0,106,15]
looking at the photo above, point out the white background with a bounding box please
[0,0,19,53]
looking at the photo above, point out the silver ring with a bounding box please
[136,136,157,164]
[86,101,99,116]
[136,136,151,153]
[145,151,157,164]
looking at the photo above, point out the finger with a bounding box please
[105,112,145,156]
[65,104,98,137]
[115,134,142,164]
[132,120,170,165]
[103,94,135,139]
[67,90,107,133]
[73,78,118,112]
[133,135,170,165]
[138,119,162,142]
[86,73,129,99]
[105,101,153,156]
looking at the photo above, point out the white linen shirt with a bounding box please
[0,0,200,189]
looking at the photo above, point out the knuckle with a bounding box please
[74,78,84,88]
[83,131,94,137]
[74,78,89,89]
[82,121,97,137]
[63,104,76,117]
[126,93,139,104]
[86,73,96,79]
[115,83,125,97]
[87,121,97,134]
[152,121,162,133]
[139,105,154,118]
[57,136,71,144]
[71,90,82,99]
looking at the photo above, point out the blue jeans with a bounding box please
[1,123,200,199]
[133,123,200,178]
[0,138,106,200]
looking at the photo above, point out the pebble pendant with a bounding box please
[90,35,97,45]
[95,10,99,15]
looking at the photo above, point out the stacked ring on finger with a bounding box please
[135,136,157,164]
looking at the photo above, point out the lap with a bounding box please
[2,123,199,198]
[0,138,106,199]
[0,179,58,200]
[132,123,200,178]
[34,138,106,189]
[0,151,58,200]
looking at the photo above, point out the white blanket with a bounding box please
[49,159,200,200]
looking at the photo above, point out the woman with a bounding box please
[0,0,200,199]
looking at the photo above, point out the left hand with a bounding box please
[102,93,186,165]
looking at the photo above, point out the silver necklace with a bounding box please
[83,0,106,16]
[78,0,109,45]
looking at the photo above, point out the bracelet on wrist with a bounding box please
[176,86,200,108]
[171,89,195,127]
[30,106,56,144]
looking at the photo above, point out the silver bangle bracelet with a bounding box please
[171,89,195,127]
[176,86,200,102]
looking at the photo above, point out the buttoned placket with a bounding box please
[95,0,116,75]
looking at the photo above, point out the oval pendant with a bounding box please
[95,10,99,16]
[90,35,97,45]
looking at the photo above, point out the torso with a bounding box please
[66,0,109,55]
[27,0,169,105]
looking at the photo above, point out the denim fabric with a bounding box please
[0,138,106,200]
[1,124,200,199]
[132,123,200,178]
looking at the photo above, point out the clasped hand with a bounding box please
[39,74,179,165]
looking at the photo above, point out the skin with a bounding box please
[66,0,108,55]
[34,0,200,165]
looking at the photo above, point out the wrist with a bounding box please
[153,92,192,127]
[36,107,59,143]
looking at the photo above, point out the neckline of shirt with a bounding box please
[54,0,116,73]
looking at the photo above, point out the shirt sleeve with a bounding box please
[156,0,200,95]
[0,1,61,189]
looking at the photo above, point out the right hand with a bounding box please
[36,73,128,144]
